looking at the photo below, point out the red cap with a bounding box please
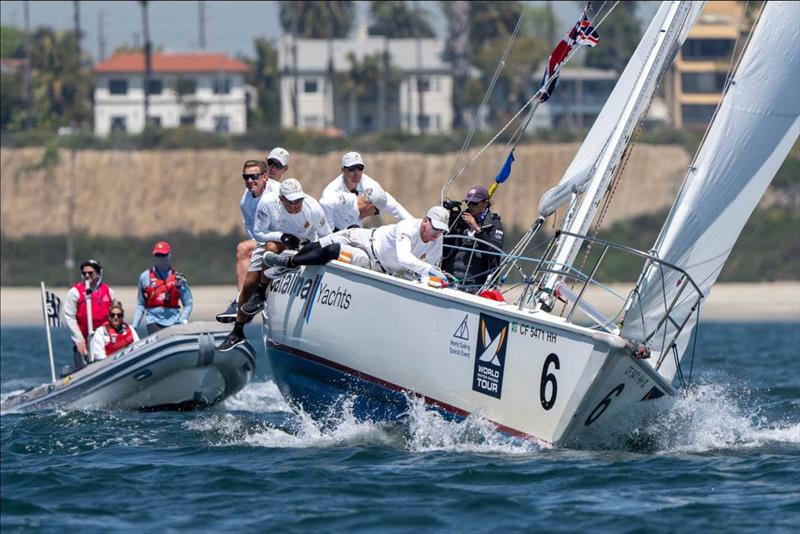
[152,241,171,255]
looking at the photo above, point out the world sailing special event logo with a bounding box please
[472,313,509,399]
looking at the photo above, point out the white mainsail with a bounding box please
[621,0,800,382]
[537,1,705,218]
[539,2,702,293]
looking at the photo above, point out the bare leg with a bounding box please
[236,239,256,292]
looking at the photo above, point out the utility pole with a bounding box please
[23,0,32,129]
[414,2,424,134]
[198,0,206,49]
[291,15,299,129]
[73,0,81,52]
[97,10,106,62]
[140,1,152,129]
[65,149,77,283]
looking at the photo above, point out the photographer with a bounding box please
[441,186,505,293]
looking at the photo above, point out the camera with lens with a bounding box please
[442,198,463,215]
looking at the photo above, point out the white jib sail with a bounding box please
[537,1,705,218]
[621,0,800,382]
[539,1,702,293]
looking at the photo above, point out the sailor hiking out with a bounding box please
[217,149,291,322]
[63,259,115,371]
[321,151,412,228]
[218,178,331,351]
[263,205,451,285]
[89,300,140,363]
[132,241,193,334]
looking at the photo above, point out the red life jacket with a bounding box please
[71,282,113,340]
[102,321,135,355]
[144,268,181,308]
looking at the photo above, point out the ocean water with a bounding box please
[1,321,798,533]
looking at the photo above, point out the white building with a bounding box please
[93,52,249,136]
[279,33,454,134]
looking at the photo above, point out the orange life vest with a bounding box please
[102,322,135,355]
[71,282,113,340]
[144,268,181,308]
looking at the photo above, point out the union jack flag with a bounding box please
[540,13,600,102]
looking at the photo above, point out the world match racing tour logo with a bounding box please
[472,313,509,399]
[270,271,352,323]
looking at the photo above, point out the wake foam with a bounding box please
[222,380,291,413]
[638,382,800,453]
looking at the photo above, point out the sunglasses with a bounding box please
[267,160,285,170]
[345,165,364,172]
[242,173,263,181]
[467,200,485,207]
[110,312,124,318]
[82,270,96,276]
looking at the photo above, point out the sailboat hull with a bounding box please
[263,263,675,448]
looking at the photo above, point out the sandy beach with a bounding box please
[1,282,798,326]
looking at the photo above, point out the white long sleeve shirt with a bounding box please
[252,193,331,244]
[63,284,116,344]
[320,192,361,231]
[322,174,413,223]
[89,323,140,362]
[372,218,443,277]
[240,180,281,239]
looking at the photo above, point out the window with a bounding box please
[110,116,127,132]
[417,77,431,93]
[681,72,727,93]
[146,79,163,95]
[176,77,197,97]
[213,77,231,94]
[213,115,230,133]
[303,79,318,93]
[180,115,196,126]
[146,116,161,127]
[417,114,431,129]
[681,104,717,125]
[682,39,735,60]
[109,79,128,95]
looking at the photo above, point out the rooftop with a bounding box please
[94,52,249,74]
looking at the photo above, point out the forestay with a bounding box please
[621,0,800,382]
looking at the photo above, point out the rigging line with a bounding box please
[446,0,615,198]
[443,1,530,202]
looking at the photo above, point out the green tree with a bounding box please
[336,51,402,132]
[27,26,92,129]
[1,25,24,58]
[278,1,355,38]
[468,1,524,53]
[442,1,471,129]
[368,1,436,38]
[582,1,641,71]
[246,37,280,123]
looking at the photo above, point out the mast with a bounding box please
[539,1,693,298]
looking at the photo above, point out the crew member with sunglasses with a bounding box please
[217,149,289,322]
[63,259,116,371]
[441,185,505,292]
[89,300,140,362]
[321,151,413,225]
[218,178,331,351]
[132,241,193,334]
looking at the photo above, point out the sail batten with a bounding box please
[622,0,800,382]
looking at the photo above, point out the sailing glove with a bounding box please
[280,233,301,250]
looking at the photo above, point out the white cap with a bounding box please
[279,178,306,202]
[361,186,387,213]
[426,206,449,231]
[341,151,364,168]
[267,147,290,167]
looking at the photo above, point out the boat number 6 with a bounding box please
[584,383,625,426]
[540,353,560,410]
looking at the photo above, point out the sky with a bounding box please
[0,1,658,63]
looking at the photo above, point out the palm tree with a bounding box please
[442,1,470,129]
[368,1,436,38]
[278,1,355,39]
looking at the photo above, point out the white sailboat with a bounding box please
[261,1,799,447]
